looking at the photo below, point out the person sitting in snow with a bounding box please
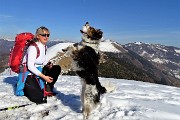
[16,26,61,104]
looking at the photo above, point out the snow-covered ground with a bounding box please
[0,70,180,120]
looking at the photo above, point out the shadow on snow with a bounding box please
[3,76,18,95]
[3,76,82,113]
[56,91,81,113]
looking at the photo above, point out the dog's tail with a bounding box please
[103,81,117,93]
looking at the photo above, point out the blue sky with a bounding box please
[0,0,180,47]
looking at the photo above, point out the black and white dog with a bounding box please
[62,22,107,119]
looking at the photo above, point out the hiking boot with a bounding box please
[45,84,57,96]
[36,96,47,104]
[44,91,57,97]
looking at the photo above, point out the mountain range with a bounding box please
[124,42,180,80]
[0,38,179,87]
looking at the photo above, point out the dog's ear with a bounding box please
[98,29,103,35]
[87,27,96,37]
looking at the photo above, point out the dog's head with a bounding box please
[62,22,103,58]
[80,22,103,41]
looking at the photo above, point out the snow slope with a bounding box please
[0,71,180,120]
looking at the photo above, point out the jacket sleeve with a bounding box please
[26,46,41,76]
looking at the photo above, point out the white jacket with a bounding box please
[23,41,47,76]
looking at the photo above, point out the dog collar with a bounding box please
[81,35,100,44]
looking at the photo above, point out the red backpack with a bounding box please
[9,32,40,73]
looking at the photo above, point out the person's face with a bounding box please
[37,30,50,45]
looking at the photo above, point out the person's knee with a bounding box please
[51,65,61,73]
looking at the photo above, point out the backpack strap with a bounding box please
[45,45,47,55]
[30,42,40,58]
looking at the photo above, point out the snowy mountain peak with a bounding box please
[134,42,143,45]
[100,40,126,53]
[0,36,14,41]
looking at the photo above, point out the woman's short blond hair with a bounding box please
[34,26,50,38]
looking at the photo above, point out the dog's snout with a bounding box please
[85,22,89,25]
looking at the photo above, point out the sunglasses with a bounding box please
[40,34,50,37]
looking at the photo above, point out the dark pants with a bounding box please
[24,65,61,104]
[43,65,61,92]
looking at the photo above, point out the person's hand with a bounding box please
[44,76,53,83]
[39,73,53,83]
